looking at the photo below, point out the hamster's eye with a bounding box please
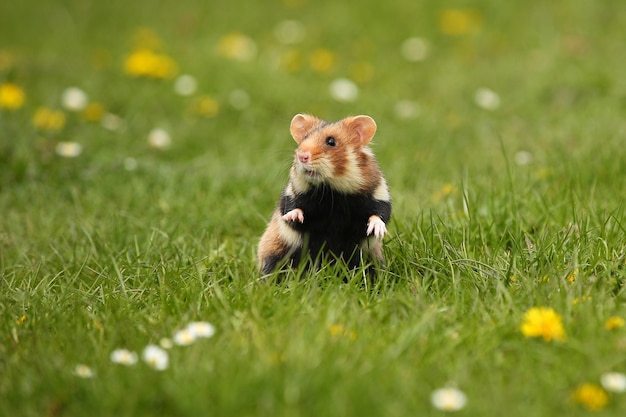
[325,136,336,147]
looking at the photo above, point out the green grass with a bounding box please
[2,0,626,415]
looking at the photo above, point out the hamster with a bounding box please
[257,113,391,276]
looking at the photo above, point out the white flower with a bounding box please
[159,337,173,349]
[187,321,215,338]
[474,87,501,110]
[123,157,138,171]
[229,89,251,110]
[600,372,626,393]
[514,150,533,166]
[142,344,169,371]
[101,113,123,131]
[394,100,421,119]
[329,78,359,103]
[174,74,198,96]
[73,364,95,378]
[55,141,83,158]
[61,87,88,111]
[274,20,306,44]
[148,128,171,149]
[401,37,429,62]
[431,387,467,411]
[110,349,138,366]
[173,328,197,346]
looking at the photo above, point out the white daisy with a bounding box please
[514,150,533,166]
[229,89,251,110]
[394,100,421,119]
[101,113,123,131]
[187,321,215,338]
[148,128,171,149]
[173,328,197,346]
[55,141,83,158]
[73,364,95,378]
[274,20,306,44]
[329,78,359,103]
[174,74,198,96]
[61,87,88,111]
[600,372,626,393]
[110,349,138,366]
[142,344,169,371]
[474,87,501,110]
[401,37,429,62]
[431,387,467,411]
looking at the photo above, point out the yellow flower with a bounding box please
[520,307,565,342]
[309,48,335,74]
[605,316,625,330]
[189,95,219,118]
[279,49,304,73]
[439,8,483,36]
[350,62,375,84]
[0,82,26,110]
[433,183,456,202]
[567,268,578,283]
[124,49,178,79]
[217,32,257,62]
[82,102,105,122]
[572,383,608,411]
[572,295,592,306]
[32,107,66,131]
[329,324,357,340]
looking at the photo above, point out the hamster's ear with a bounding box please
[290,114,320,144]
[344,115,377,145]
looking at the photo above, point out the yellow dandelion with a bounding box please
[350,62,375,84]
[309,48,335,74]
[279,49,304,73]
[124,49,178,79]
[82,102,105,122]
[572,295,592,306]
[16,315,27,325]
[32,107,66,131]
[572,383,608,411]
[329,324,357,340]
[520,307,566,342]
[537,275,551,283]
[0,82,26,110]
[439,8,483,36]
[217,32,257,62]
[567,268,578,284]
[605,316,625,331]
[433,183,456,202]
[189,95,219,118]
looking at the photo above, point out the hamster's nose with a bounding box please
[297,151,311,164]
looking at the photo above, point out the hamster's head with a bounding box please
[289,114,377,193]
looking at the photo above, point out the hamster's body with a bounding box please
[257,114,391,275]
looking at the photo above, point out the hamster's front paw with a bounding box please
[282,208,304,223]
[366,215,387,239]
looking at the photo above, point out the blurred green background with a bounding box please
[2,0,626,415]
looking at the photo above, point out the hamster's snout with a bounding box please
[297,150,311,164]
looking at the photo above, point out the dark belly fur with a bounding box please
[281,184,391,268]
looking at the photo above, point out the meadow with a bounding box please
[1,0,626,415]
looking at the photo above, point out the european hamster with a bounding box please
[257,113,391,275]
